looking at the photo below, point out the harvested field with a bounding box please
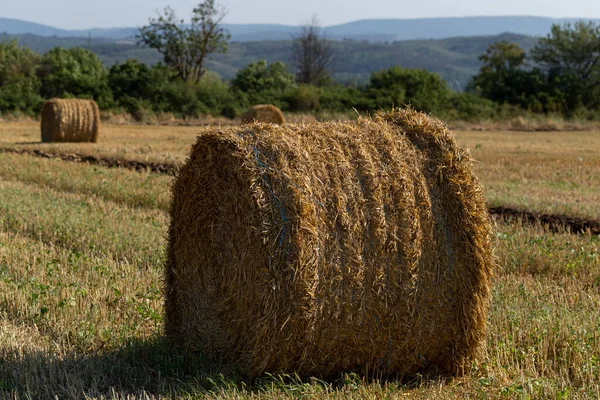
[3,146,597,235]
[490,206,600,235]
[456,129,600,220]
[2,120,599,220]
[0,116,599,398]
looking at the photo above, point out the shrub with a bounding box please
[0,41,43,114]
[37,47,113,108]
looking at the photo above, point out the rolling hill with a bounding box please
[0,31,537,90]
[1,16,599,42]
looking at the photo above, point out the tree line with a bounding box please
[470,21,600,117]
[0,1,599,121]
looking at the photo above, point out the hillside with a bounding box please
[1,16,599,42]
[0,32,536,90]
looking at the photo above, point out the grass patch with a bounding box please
[457,130,600,219]
[0,152,172,211]
[0,178,166,266]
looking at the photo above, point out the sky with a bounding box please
[2,0,600,29]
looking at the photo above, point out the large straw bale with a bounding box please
[166,108,493,379]
[241,104,286,124]
[41,98,100,143]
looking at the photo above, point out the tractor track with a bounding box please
[0,147,177,175]
[489,206,600,235]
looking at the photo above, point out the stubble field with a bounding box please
[0,120,598,399]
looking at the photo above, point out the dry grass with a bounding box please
[0,118,599,398]
[450,116,600,132]
[0,152,171,210]
[456,130,600,219]
[0,120,198,166]
[0,148,597,398]
[2,120,598,221]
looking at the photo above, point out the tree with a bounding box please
[471,42,534,105]
[108,59,151,101]
[470,41,567,112]
[37,47,112,107]
[478,41,526,73]
[292,16,334,86]
[366,66,450,113]
[530,21,600,111]
[108,59,153,118]
[231,60,296,106]
[137,0,230,84]
[531,21,600,84]
[0,41,42,113]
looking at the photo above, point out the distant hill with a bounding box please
[322,16,600,41]
[1,16,600,42]
[0,32,537,91]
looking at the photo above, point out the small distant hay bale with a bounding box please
[241,104,286,124]
[166,107,494,379]
[41,98,100,143]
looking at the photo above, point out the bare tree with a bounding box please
[292,16,334,86]
[137,0,230,83]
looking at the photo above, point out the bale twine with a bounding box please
[166,108,493,379]
[41,98,100,143]
[241,104,286,125]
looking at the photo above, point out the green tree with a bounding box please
[108,59,151,101]
[472,41,527,98]
[137,0,230,83]
[471,42,541,107]
[37,47,112,107]
[108,59,153,119]
[531,21,600,111]
[532,21,600,84]
[231,60,296,106]
[141,63,204,116]
[0,41,42,113]
[287,84,320,111]
[366,66,450,113]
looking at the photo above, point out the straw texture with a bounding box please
[41,98,100,143]
[166,107,494,379]
[241,104,286,124]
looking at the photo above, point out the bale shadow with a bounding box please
[0,336,240,398]
[0,334,452,398]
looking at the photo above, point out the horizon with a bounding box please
[2,0,600,30]
[1,14,600,31]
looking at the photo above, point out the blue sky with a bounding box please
[2,0,600,29]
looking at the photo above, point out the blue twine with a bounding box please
[252,145,289,252]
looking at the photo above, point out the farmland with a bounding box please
[0,120,599,398]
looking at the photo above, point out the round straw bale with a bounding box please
[241,104,286,124]
[41,98,100,143]
[166,107,493,379]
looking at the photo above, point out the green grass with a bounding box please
[0,178,165,266]
[0,146,599,398]
[0,152,172,211]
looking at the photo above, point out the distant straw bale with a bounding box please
[165,107,494,379]
[241,104,286,124]
[41,98,100,143]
